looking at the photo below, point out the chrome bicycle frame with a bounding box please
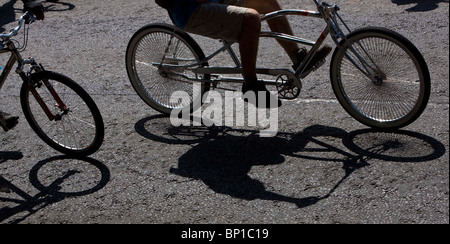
[157,0,377,89]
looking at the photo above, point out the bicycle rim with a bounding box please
[126,24,208,115]
[21,72,104,156]
[331,28,430,129]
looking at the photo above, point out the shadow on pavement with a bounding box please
[0,155,110,224]
[391,0,449,12]
[135,115,446,208]
[1,0,75,32]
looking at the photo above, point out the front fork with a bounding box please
[18,59,68,121]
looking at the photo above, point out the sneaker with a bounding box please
[292,45,333,73]
[0,112,19,132]
[242,82,282,108]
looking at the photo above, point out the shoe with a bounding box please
[292,45,333,73]
[0,112,19,132]
[242,82,282,108]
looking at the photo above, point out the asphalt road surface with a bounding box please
[1,0,448,224]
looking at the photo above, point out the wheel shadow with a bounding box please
[0,154,110,224]
[391,0,449,12]
[135,115,446,208]
[1,0,75,32]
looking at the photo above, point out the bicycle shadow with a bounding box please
[0,155,110,224]
[135,115,446,208]
[0,151,23,193]
[0,0,75,33]
[391,0,449,12]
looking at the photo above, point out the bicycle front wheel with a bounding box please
[126,23,210,115]
[20,71,104,157]
[330,27,430,130]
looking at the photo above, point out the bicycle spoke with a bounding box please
[22,73,102,154]
[126,24,209,114]
[331,27,429,129]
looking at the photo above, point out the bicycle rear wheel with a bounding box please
[20,71,104,157]
[126,23,210,115]
[330,27,430,130]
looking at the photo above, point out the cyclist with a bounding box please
[156,0,332,108]
[0,0,46,131]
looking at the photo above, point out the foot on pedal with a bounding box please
[292,45,332,75]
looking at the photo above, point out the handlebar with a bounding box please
[0,12,36,41]
[313,0,333,6]
[313,0,340,16]
[313,0,323,7]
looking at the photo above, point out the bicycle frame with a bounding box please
[157,0,378,89]
[1,24,68,121]
[191,7,328,88]
[0,44,19,91]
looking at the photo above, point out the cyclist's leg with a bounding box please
[238,8,281,107]
[239,8,260,87]
[244,0,300,63]
[184,2,260,85]
[242,0,332,70]
[184,2,280,107]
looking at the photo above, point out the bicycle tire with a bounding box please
[342,129,446,163]
[330,27,430,130]
[20,71,104,157]
[126,23,210,115]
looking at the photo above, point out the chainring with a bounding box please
[276,74,301,100]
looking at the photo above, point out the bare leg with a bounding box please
[239,8,261,86]
[239,8,280,107]
[246,0,300,63]
[237,0,330,107]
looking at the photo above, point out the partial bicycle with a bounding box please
[0,12,104,156]
[126,0,430,130]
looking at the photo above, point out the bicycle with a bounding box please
[1,12,104,157]
[126,0,430,130]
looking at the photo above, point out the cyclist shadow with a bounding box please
[391,0,449,12]
[0,0,75,33]
[170,132,325,207]
[0,155,110,224]
[135,115,446,208]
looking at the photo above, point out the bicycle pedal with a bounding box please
[299,59,326,79]
[312,59,326,71]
